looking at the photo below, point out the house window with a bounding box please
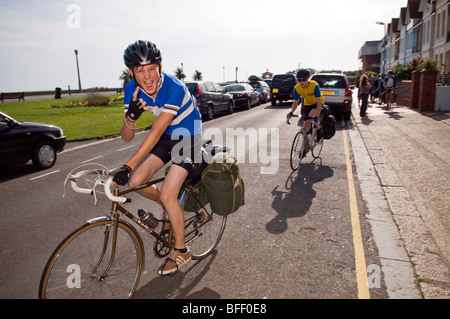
[441,10,446,38]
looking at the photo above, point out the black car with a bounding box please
[223,83,260,109]
[185,81,235,120]
[0,112,66,169]
[270,74,297,105]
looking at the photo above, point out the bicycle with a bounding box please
[287,114,324,171]
[39,156,227,299]
[385,87,396,111]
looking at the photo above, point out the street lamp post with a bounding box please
[74,49,82,92]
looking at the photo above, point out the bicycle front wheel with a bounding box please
[39,219,144,299]
[290,131,305,170]
[311,130,324,159]
[184,206,227,260]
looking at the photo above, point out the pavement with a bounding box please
[349,96,450,299]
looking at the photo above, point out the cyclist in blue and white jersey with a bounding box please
[383,70,399,108]
[113,40,202,275]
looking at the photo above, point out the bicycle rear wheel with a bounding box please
[184,205,227,260]
[290,131,306,171]
[39,219,144,299]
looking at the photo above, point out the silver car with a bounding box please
[310,73,353,120]
[248,80,271,103]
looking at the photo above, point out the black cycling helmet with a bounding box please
[123,40,162,69]
[296,68,311,80]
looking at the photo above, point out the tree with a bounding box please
[193,70,203,81]
[119,69,132,88]
[174,67,186,81]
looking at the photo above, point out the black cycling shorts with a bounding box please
[151,134,203,175]
[301,104,318,117]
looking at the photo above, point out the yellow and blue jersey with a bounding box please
[293,80,324,106]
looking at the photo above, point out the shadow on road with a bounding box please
[266,160,334,234]
[134,250,220,299]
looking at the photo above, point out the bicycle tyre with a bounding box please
[39,219,144,299]
[184,205,227,260]
[290,131,305,171]
[311,130,324,159]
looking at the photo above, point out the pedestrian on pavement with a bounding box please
[358,75,371,117]
[113,40,203,276]
[367,73,375,102]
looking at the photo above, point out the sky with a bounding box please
[0,0,408,92]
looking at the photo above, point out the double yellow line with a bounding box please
[342,126,370,299]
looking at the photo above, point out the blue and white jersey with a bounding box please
[124,73,202,136]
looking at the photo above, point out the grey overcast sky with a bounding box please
[0,0,407,92]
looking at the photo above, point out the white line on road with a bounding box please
[29,170,60,181]
[118,145,136,151]
[82,156,103,163]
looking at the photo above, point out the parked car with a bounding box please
[270,74,297,105]
[0,112,66,169]
[264,79,272,88]
[310,73,353,120]
[185,81,234,120]
[248,80,271,103]
[224,83,260,109]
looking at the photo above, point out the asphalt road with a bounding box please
[0,101,389,299]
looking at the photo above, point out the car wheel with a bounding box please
[246,98,251,110]
[32,140,57,169]
[206,105,214,120]
[227,101,234,114]
[271,99,276,106]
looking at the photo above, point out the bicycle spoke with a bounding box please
[39,220,143,299]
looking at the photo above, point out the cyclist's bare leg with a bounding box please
[160,165,189,249]
[128,154,165,206]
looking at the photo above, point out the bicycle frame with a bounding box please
[75,173,211,279]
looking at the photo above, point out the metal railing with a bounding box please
[437,73,450,86]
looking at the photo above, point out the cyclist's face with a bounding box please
[131,64,160,96]
[298,78,308,88]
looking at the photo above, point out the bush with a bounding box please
[51,94,110,108]
[85,94,110,106]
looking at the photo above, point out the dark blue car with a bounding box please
[224,83,260,109]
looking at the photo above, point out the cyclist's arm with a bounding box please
[290,99,301,114]
[314,85,322,117]
[290,88,302,114]
[124,112,175,170]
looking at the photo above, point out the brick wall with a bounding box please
[396,80,412,107]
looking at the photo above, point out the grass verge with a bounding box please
[0,95,155,140]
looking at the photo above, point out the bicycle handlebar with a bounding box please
[65,168,129,204]
[287,114,299,125]
[104,178,129,203]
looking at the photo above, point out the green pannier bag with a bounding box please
[201,152,245,216]
[181,182,209,213]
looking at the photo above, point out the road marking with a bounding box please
[81,156,103,163]
[29,170,60,181]
[342,125,370,299]
[118,145,135,151]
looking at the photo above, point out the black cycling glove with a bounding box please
[126,98,145,122]
[112,165,132,186]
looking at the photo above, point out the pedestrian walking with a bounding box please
[358,75,371,117]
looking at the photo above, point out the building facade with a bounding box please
[359,0,450,75]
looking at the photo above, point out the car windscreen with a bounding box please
[312,76,346,89]
[224,85,244,92]
[272,76,295,87]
